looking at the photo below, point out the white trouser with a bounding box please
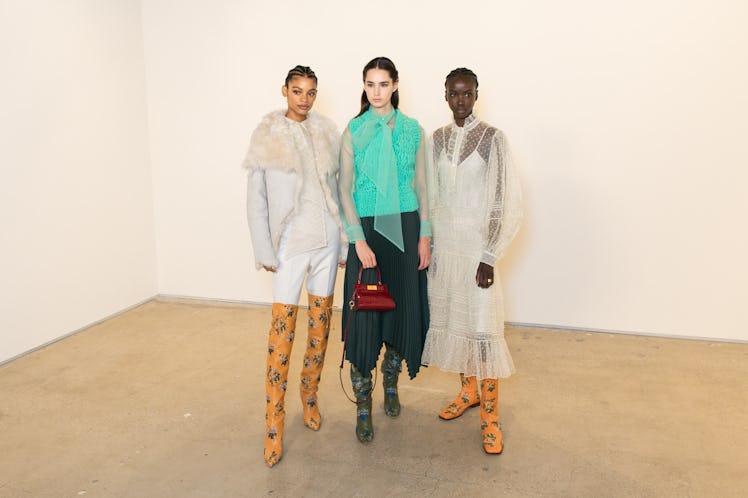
[272,211,340,305]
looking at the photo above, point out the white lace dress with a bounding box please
[421,115,522,380]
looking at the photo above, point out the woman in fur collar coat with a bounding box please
[242,65,347,467]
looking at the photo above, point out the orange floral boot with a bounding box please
[264,303,298,467]
[438,374,480,420]
[479,378,503,454]
[299,294,333,431]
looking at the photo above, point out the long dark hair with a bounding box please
[356,56,399,117]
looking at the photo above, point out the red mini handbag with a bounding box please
[348,266,396,311]
[339,265,394,402]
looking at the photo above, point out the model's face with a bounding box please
[364,68,398,112]
[282,76,317,122]
[446,75,478,126]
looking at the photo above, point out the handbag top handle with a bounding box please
[357,265,383,285]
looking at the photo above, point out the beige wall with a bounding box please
[2,0,746,363]
[143,0,747,341]
[0,0,157,361]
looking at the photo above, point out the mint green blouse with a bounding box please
[338,109,432,251]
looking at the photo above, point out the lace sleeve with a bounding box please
[338,126,364,242]
[481,131,523,265]
[414,125,432,237]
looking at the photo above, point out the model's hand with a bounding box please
[338,262,346,269]
[418,236,431,270]
[355,240,377,269]
[263,265,277,273]
[476,262,494,288]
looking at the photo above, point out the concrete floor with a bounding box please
[1,299,746,498]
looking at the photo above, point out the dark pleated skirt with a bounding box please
[341,211,429,379]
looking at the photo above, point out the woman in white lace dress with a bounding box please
[422,68,522,454]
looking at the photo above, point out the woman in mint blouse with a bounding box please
[338,56,432,443]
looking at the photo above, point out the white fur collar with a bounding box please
[242,110,340,177]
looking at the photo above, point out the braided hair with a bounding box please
[445,67,478,88]
[284,65,317,87]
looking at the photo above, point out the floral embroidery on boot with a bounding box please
[300,294,333,431]
[439,374,480,420]
[264,304,297,467]
[381,347,402,417]
[351,365,374,442]
[479,378,503,454]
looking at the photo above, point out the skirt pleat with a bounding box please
[341,211,429,378]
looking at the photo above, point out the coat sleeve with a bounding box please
[246,169,279,270]
[480,131,523,266]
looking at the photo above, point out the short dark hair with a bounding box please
[445,67,478,88]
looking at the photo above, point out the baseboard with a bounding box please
[506,321,748,344]
[160,294,747,344]
[0,295,157,367]
[156,294,272,308]
[3,294,743,368]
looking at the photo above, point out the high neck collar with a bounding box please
[454,113,478,130]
